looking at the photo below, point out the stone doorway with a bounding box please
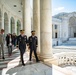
[69,16,76,38]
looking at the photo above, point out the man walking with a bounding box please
[28,30,39,62]
[0,29,5,59]
[17,30,27,66]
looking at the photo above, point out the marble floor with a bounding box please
[0,47,53,75]
[0,46,76,75]
[63,66,76,75]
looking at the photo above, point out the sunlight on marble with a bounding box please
[2,52,29,75]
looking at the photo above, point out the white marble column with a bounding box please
[8,12,11,33]
[40,0,52,59]
[2,5,4,29]
[11,23,15,34]
[14,17,17,34]
[52,24,54,38]
[33,0,40,53]
[60,24,62,38]
[40,0,58,65]
[22,0,31,36]
[52,24,55,38]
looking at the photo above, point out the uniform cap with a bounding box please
[20,30,24,32]
[31,30,35,33]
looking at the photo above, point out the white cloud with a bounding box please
[55,7,65,11]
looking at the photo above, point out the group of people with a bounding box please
[0,29,39,66]
[17,30,39,66]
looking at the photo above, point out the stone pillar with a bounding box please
[22,0,31,36]
[40,0,52,58]
[33,0,40,53]
[11,23,15,34]
[2,5,4,29]
[40,0,58,65]
[15,18,17,34]
[8,16,11,33]
[52,24,55,38]
[8,12,11,33]
[60,24,62,38]
[0,12,2,30]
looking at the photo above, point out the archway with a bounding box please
[17,20,21,35]
[4,12,8,35]
[69,16,76,38]
[10,17,15,34]
[0,9,2,30]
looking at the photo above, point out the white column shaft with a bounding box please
[33,0,40,53]
[23,0,31,36]
[40,0,52,58]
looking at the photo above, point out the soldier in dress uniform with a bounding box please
[28,30,39,62]
[16,30,27,66]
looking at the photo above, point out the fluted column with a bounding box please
[33,0,40,53]
[40,0,52,59]
[40,0,58,65]
[22,0,31,36]
[2,5,4,29]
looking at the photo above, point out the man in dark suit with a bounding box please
[6,33,13,56]
[17,30,27,66]
[28,30,39,62]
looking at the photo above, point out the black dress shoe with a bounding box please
[22,63,25,66]
[2,57,5,59]
[36,60,40,63]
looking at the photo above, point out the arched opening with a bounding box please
[69,16,76,38]
[0,9,2,30]
[4,12,8,35]
[17,20,21,35]
[10,17,15,34]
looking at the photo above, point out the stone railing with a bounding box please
[54,52,76,67]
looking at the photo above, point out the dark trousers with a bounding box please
[8,45,12,55]
[13,40,17,47]
[29,48,39,61]
[0,43,4,58]
[19,47,25,64]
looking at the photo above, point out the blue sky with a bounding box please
[52,0,76,16]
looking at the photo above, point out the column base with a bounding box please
[32,52,58,65]
[39,56,58,66]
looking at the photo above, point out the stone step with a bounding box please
[62,40,76,45]
[0,64,7,70]
[0,51,20,71]
[69,38,76,41]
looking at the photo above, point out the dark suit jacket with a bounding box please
[6,35,13,46]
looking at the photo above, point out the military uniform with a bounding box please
[17,35,27,65]
[28,36,39,62]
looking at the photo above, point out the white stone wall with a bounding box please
[52,18,62,45]
[52,12,76,46]
[0,1,22,35]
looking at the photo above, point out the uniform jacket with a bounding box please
[28,36,38,49]
[17,35,27,49]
